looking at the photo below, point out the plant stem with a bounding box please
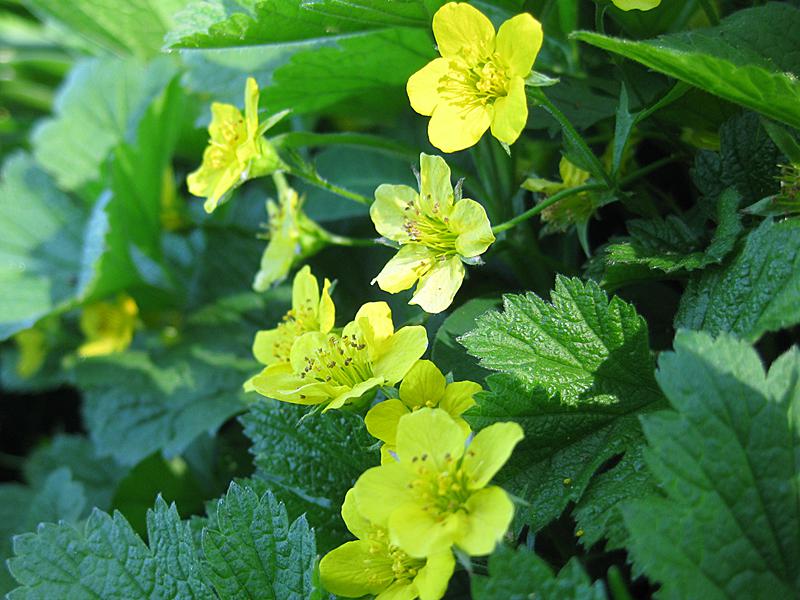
[284,165,372,206]
[699,0,720,25]
[321,231,376,247]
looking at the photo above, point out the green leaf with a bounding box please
[0,153,101,340]
[471,545,607,599]
[32,57,177,191]
[460,277,665,529]
[675,218,800,342]
[623,331,800,598]
[301,0,434,27]
[240,400,379,552]
[573,4,800,129]
[26,0,186,57]
[202,482,316,599]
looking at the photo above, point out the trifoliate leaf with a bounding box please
[241,400,379,552]
[201,482,316,599]
[622,331,800,599]
[460,277,665,529]
[675,218,800,342]
[471,545,607,599]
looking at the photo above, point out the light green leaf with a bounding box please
[471,545,607,600]
[460,277,665,529]
[623,331,800,599]
[301,0,434,27]
[675,218,800,342]
[241,400,379,552]
[573,4,800,129]
[26,0,187,57]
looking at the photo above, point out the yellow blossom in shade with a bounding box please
[371,154,495,314]
[251,302,427,411]
[253,175,327,292]
[319,489,455,600]
[522,157,596,232]
[14,327,48,378]
[407,3,543,152]
[187,77,285,213]
[365,360,480,463]
[246,266,335,391]
[611,0,661,11]
[78,295,138,358]
[354,408,524,559]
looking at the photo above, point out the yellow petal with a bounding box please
[252,328,285,366]
[432,2,495,59]
[389,505,465,558]
[419,153,454,215]
[395,408,466,470]
[450,199,495,257]
[463,421,524,488]
[341,488,372,540]
[495,13,542,77]
[354,462,415,527]
[371,184,418,242]
[490,76,527,145]
[414,551,455,600]
[376,581,417,600]
[559,157,591,187]
[456,486,514,555]
[398,359,446,410]
[291,265,319,316]
[355,301,395,349]
[250,362,329,405]
[208,102,245,143]
[428,102,491,153]
[14,328,47,378]
[244,77,260,139]
[325,376,383,411]
[410,256,465,314]
[373,244,436,294]
[319,540,393,597]
[439,380,481,416]
[289,331,327,372]
[373,325,429,385]
[407,58,450,116]
[365,399,410,446]
[318,278,336,333]
[611,0,661,11]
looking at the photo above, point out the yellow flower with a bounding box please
[365,360,480,463]
[14,326,48,378]
[251,302,427,411]
[371,154,495,314]
[353,408,523,558]
[611,0,661,11]
[319,489,455,600]
[407,2,542,152]
[522,157,596,232]
[187,77,284,213]
[250,266,335,372]
[78,295,138,358]
[253,174,327,292]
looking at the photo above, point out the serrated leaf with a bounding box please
[202,482,316,599]
[240,400,379,552]
[32,57,177,190]
[573,4,800,129]
[0,153,101,340]
[622,331,800,599]
[471,545,607,600]
[675,218,800,342]
[460,277,665,529]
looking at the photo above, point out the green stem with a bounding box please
[528,87,616,190]
[321,231,376,247]
[698,0,719,25]
[285,165,372,206]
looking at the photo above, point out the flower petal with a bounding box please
[341,488,373,540]
[373,325,428,385]
[490,76,527,145]
[376,580,418,600]
[244,77,260,139]
[395,408,466,469]
[291,265,319,317]
[354,462,415,527]
[289,331,327,372]
[559,157,591,187]
[371,184,419,242]
[457,486,514,555]
[250,363,330,404]
[432,2,495,59]
[439,381,481,416]
[463,421,524,488]
[612,0,661,11]
[318,278,336,333]
[495,13,543,77]
[373,244,436,294]
[399,359,446,410]
[208,101,245,143]
[419,153,454,215]
[389,505,465,558]
[365,399,410,446]
[414,551,455,600]
[410,256,465,314]
[407,58,450,116]
[319,540,394,597]
[428,103,491,153]
[252,328,285,366]
[355,301,395,349]
[450,199,495,257]
[325,375,383,411]
[253,228,296,291]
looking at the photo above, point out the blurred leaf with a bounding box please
[573,4,800,129]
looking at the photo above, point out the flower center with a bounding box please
[366,530,425,585]
[300,332,373,387]
[401,196,459,254]
[438,54,510,111]
[408,453,473,519]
